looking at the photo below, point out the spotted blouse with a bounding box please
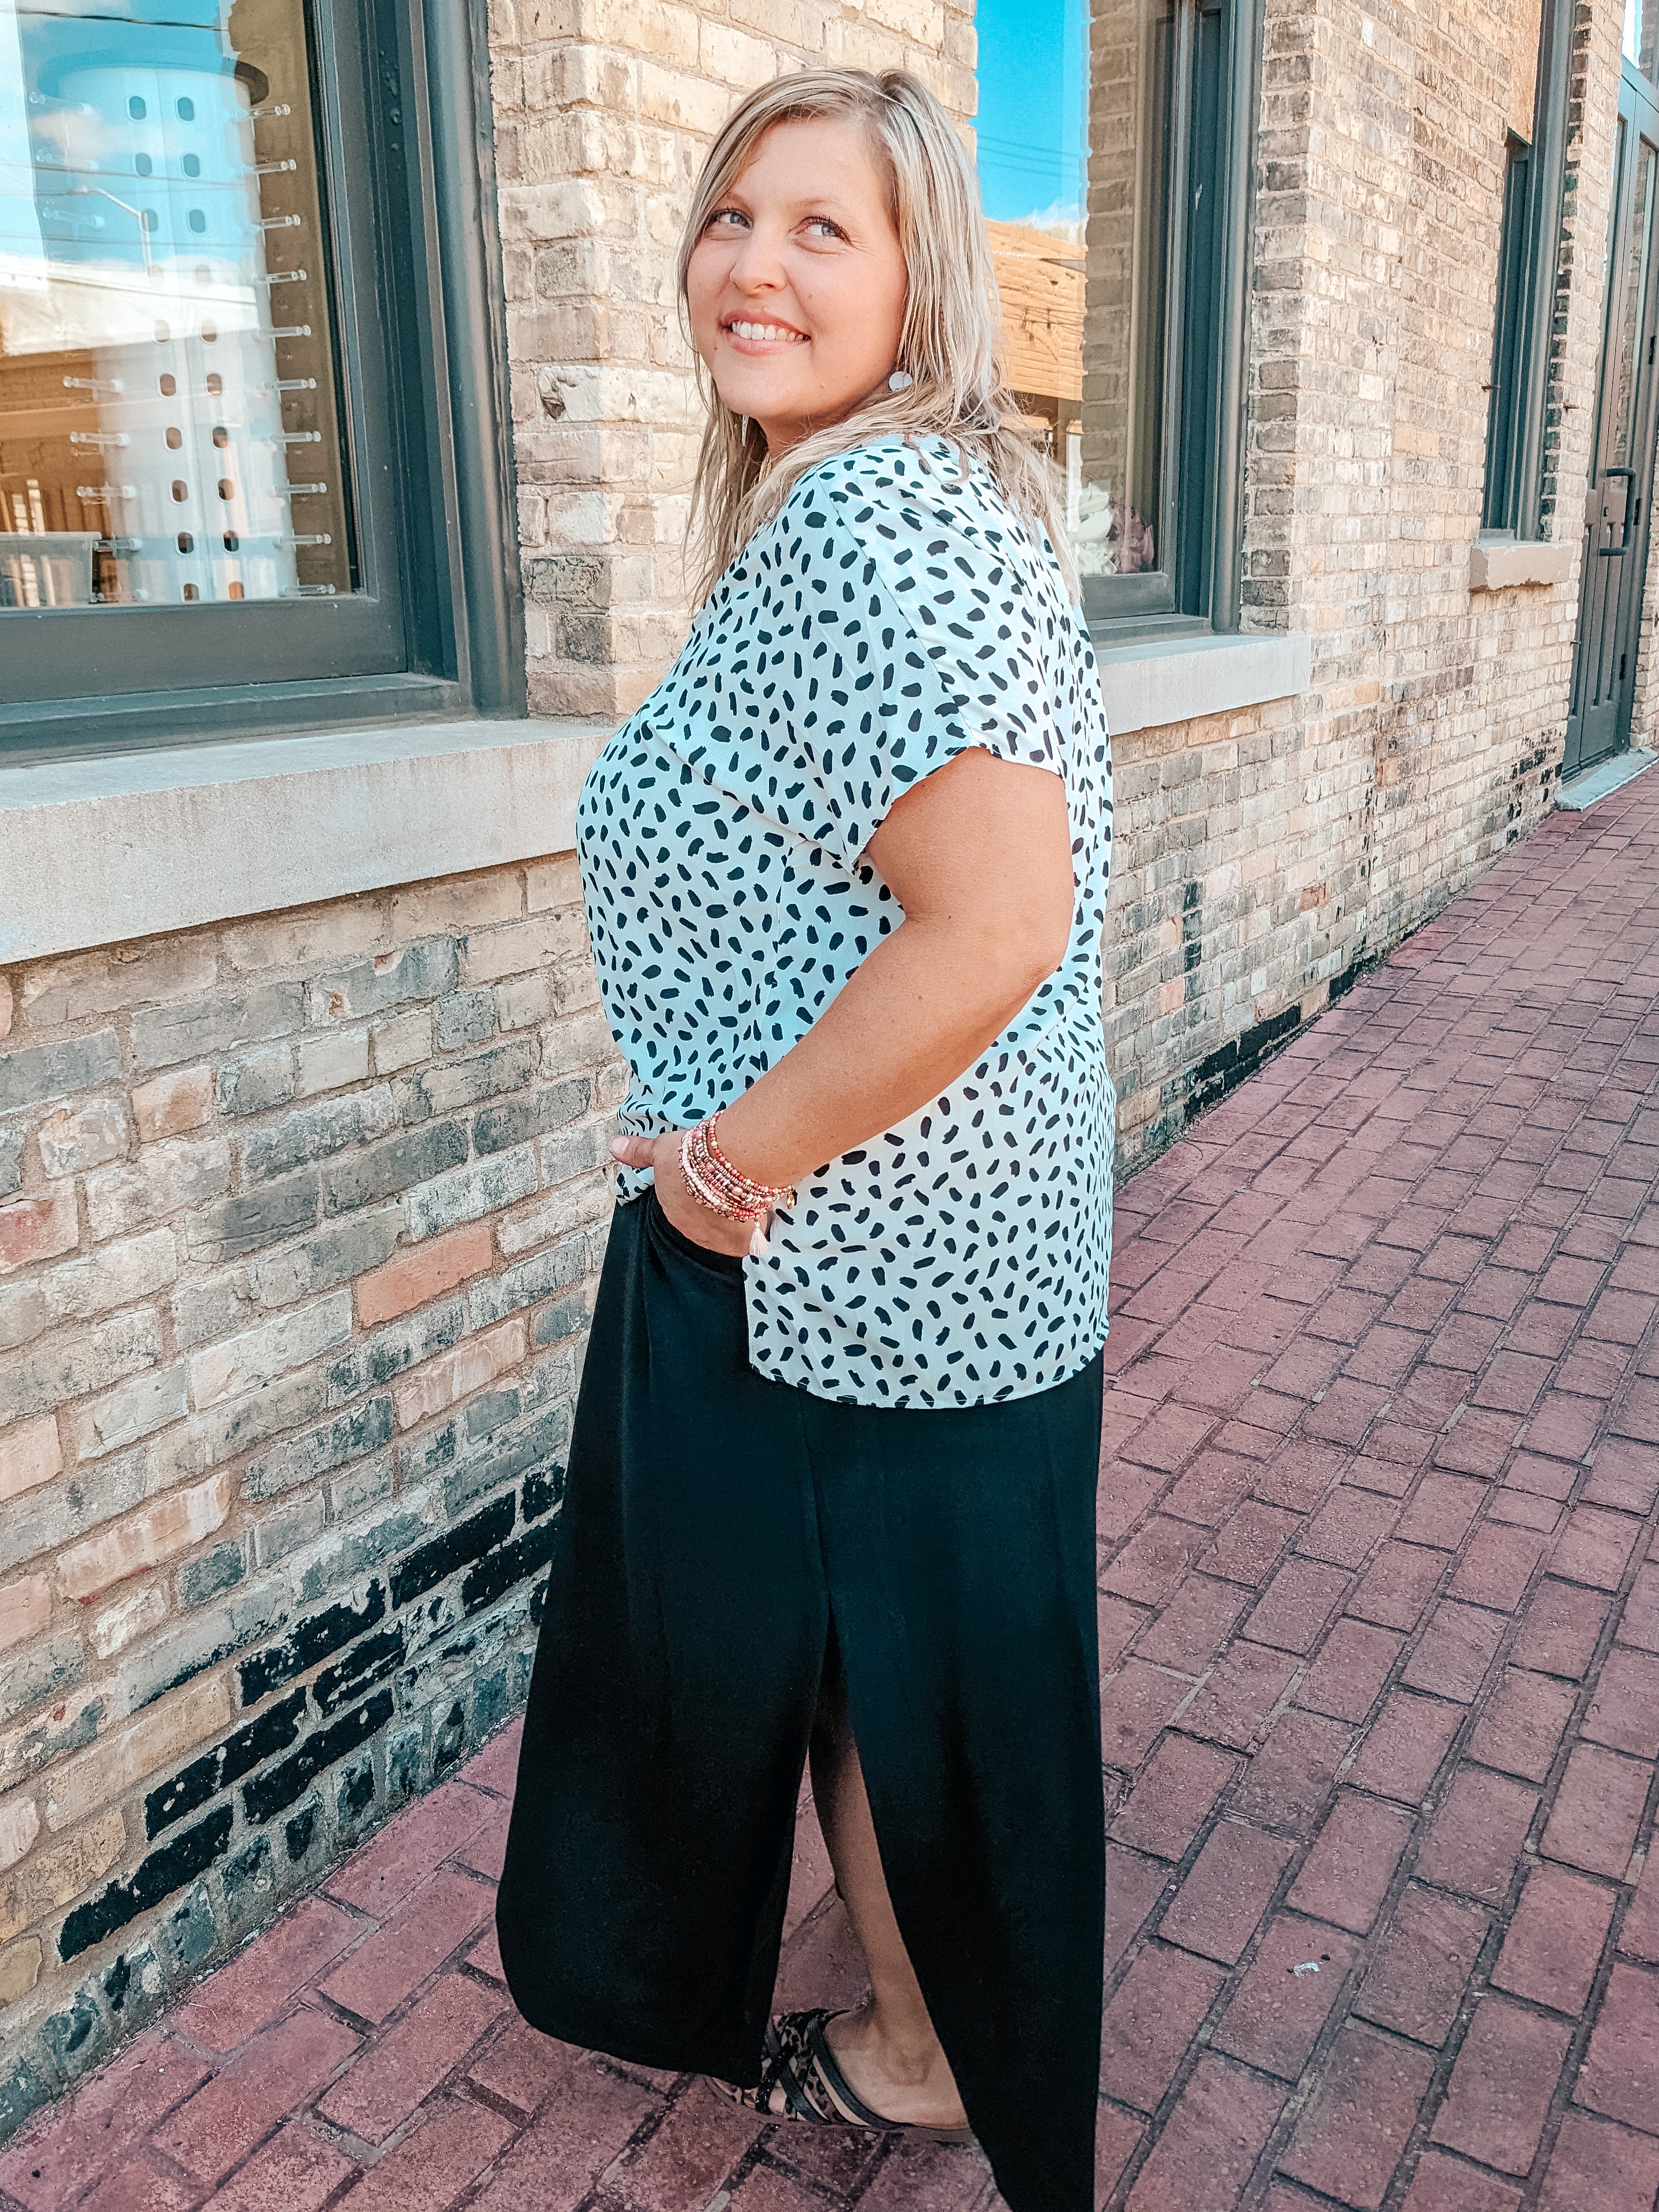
[576,434,1115,1408]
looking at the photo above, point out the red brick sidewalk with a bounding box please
[3,766,1657,2212]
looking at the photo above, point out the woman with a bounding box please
[497,67,1114,2212]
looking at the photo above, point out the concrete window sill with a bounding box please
[4,631,1313,967]
[1,719,611,966]
[1468,537,1575,590]
[1093,631,1311,736]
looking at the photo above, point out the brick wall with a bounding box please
[1107,0,1620,1171]
[0,860,625,2125]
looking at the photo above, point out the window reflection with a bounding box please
[1604,133,1657,472]
[978,0,1172,580]
[1079,0,1170,574]
[0,0,353,611]
[1627,0,1659,85]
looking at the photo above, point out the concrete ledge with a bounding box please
[1469,537,1576,591]
[3,633,1313,965]
[0,718,612,965]
[1556,746,1658,811]
[1093,631,1311,736]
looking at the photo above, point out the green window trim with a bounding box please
[1082,0,1261,640]
[1481,0,1574,542]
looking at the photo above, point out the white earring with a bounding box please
[887,369,913,393]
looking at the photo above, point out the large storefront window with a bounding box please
[0,0,521,749]
[0,0,352,614]
[976,0,1259,633]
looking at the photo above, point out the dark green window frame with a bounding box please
[1083,0,1261,640]
[1481,0,1573,539]
[0,0,522,761]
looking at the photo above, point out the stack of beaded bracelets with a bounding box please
[679,1109,796,1242]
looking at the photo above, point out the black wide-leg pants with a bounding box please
[496,1191,1105,2212]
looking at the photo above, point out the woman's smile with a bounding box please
[720,316,811,351]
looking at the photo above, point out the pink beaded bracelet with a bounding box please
[678,1109,796,1224]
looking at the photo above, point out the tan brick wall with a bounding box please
[0,861,625,2100]
[1109,0,1620,1171]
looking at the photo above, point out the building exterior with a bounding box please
[0,0,1651,2135]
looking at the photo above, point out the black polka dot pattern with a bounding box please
[576,435,1115,1407]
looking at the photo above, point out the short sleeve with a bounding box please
[764,443,1072,875]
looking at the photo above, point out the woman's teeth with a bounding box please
[729,322,806,342]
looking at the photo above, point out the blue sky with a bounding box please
[974,0,1089,227]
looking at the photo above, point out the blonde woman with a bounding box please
[497,68,1114,2212]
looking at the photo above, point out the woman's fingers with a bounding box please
[610,1134,658,1168]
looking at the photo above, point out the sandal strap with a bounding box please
[803,2012,894,2130]
[756,2010,838,2123]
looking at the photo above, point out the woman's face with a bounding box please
[686,115,909,454]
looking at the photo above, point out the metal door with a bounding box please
[1564,64,1659,777]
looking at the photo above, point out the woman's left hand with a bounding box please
[610,1131,759,1257]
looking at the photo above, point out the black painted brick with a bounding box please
[461,1518,559,1615]
[221,1688,310,1786]
[390,1496,514,1609]
[243,1689,395,1825]
[145,1690,308,1841]
[521,1459,565,1522]
[145,1750,220,1841]
[59,1808,233,1962]
[239,1583,386,1708]
[1190,1002,1304,1114]
[313,1624,404,1716]
[339,1755,376,1822]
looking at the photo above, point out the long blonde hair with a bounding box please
[676,67,1075,603]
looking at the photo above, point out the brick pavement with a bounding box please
[2,768,1656,2210]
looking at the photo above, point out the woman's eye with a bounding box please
[708,207,748,230]
[804,218,844,240]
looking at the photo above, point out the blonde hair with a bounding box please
[676,67,1075,603]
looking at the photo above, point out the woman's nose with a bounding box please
[727,226,786,291]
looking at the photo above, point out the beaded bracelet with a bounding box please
[678,1108,796,1222]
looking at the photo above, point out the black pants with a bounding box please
[497,1191,1105,2212]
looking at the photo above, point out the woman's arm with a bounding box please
[611,746,1076,1254]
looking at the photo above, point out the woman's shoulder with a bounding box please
[786,433,1000,523]
[776,435,1050,587]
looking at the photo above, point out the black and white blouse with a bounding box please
[576,434,1115,1407]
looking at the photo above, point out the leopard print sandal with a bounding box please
[719,2008,977,2145]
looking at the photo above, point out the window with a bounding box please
[1484,133,1536,532]
[976,0,1261,635]
[1481,0,1573,537]
[0,0,521,752]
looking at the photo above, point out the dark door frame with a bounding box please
[1564,59,1659,779]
